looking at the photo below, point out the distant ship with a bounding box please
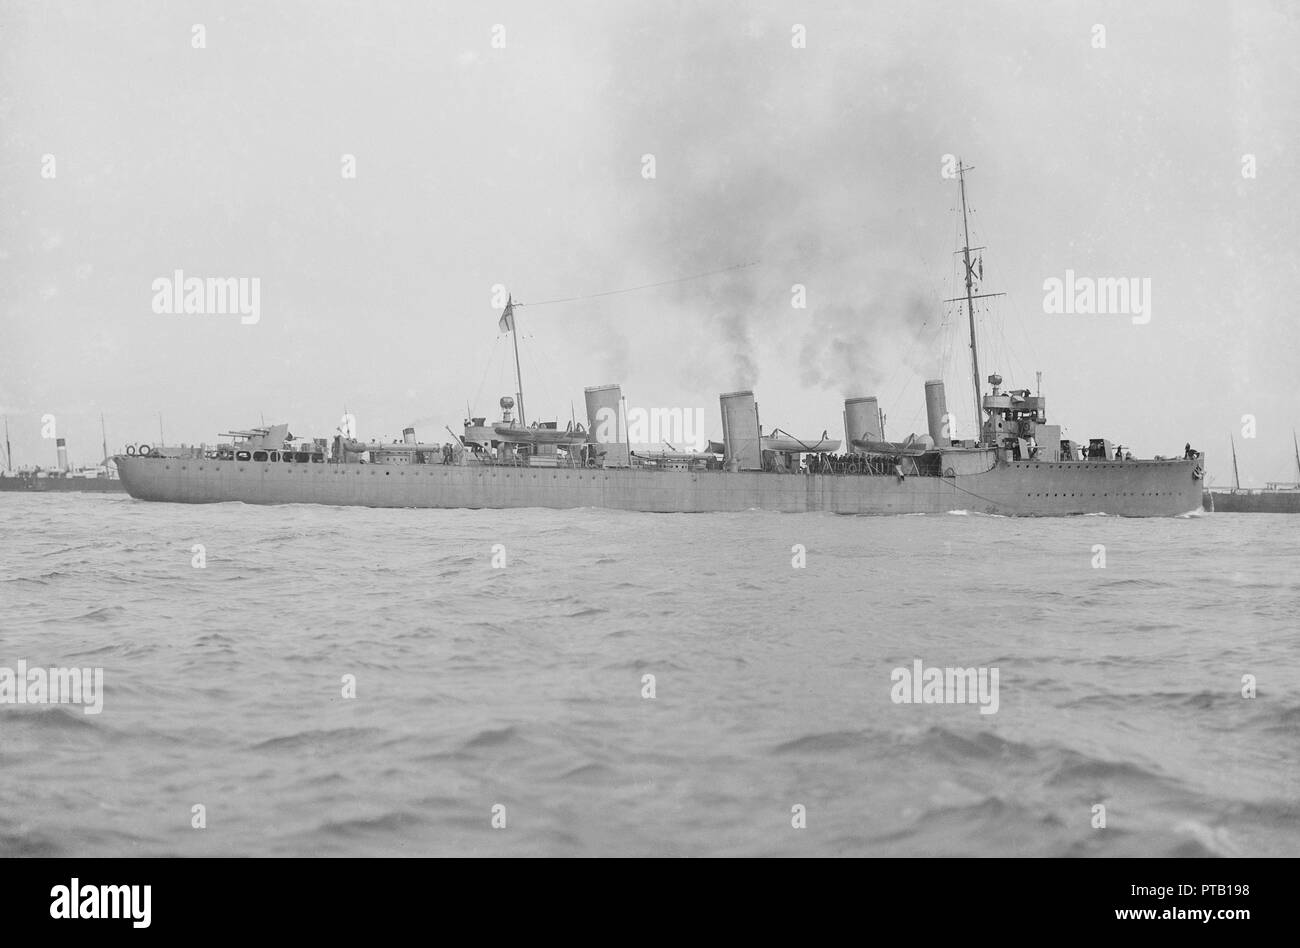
[0,472,125,494]
[114,165,1204,517]
[1203,432,1300,513]
[0,418,125,494]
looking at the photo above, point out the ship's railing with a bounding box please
[427,453,593,470]
[800,453,942,477]
[599,455,943,477]
[126,445,947,477]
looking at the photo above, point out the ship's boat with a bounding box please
[851,435,933,457]
[491,425,588,445]
[761,430,841,453]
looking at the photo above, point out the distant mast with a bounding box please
[947,162,1004,444]
[101,413,109,469]
[3,415,10,471]
[1230,434,1241,491]
[1294,429,1299,482]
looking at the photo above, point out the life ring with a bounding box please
[586,459,597,468]
[1192,464,1203,480]
[138,443,152,457]
[944,466,956,477]
[126,444,136,456]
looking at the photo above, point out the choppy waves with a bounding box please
[0,494,1296,856]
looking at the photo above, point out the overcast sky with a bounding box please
[2,0,1297,485]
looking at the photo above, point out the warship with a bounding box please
[1203,432,1300,513]
[0,419,124,494]
[114,165,1204,517]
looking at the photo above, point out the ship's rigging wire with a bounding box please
[497,345,510,407]
[459,185,1068,468]
[467,260,758,422]
[945,474,1005,510]
[470,335,504,418]
[879,241,951,427]
[482,195,994,443]
[521,334,557,419]
[881,322,931,420]
[878,222,963,437]
[512,260,762,309]
[967,203,1041,383]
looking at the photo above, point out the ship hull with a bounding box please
[1203,490,1300,513]
[115,456,1203,517]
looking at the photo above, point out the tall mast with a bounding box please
[507,295,526,426]
[958,163,982,441]
[3,416,10,471]
[1230,434,1240,491]
[101,413,109,469]
[1293,429,1299,482]
[943,162,1003,443]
